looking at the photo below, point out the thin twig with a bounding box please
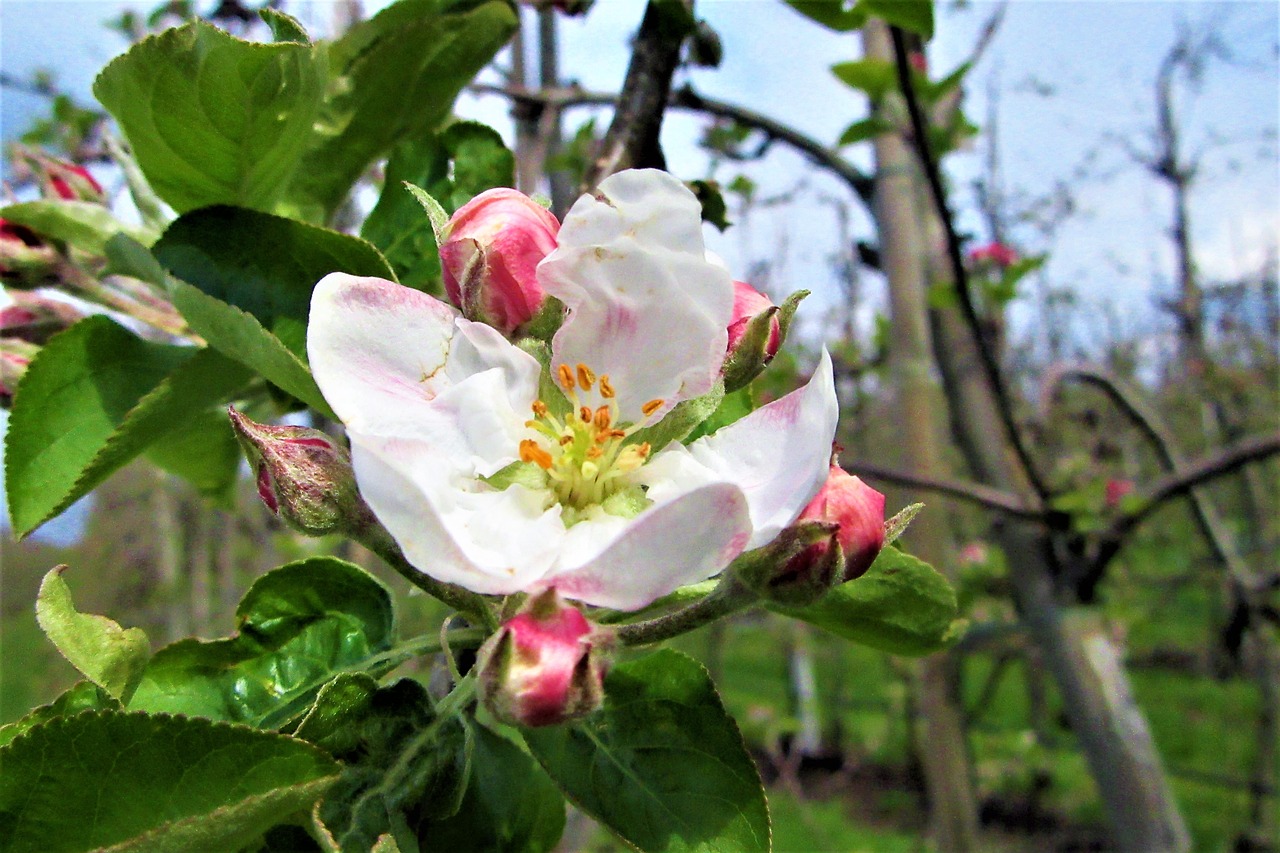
[844,460,1038,520]
[468,83,876,204]
[887,25,1048,501]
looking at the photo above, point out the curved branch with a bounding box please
[580,0,690,190]
[1051,365,1277,597]
[844,461,1038,521]
[1102,431,1280,570]
[468,84,875,204]
[887,25,1048,501]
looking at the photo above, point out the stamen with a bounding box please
[579,406,593,423]
[559,435,574,446]
[520,439,553,469]
[599,375,615,398]
[577,363,595,390]
[593,406,612,429]
[586,446,603,460]
[531,399,549,418]
[642,399,664,417]
[557,364,576,391]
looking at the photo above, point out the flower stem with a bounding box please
[358,525,500,631]
[615,574,758,646]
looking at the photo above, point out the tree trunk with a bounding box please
[862,21,981,851]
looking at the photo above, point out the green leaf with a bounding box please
[862,0,934,39]
[423,723,565,853]
[144,406,243,501]
[168,279,336,418]
[317,679,472,851]
[4,317,252,537]
[260,7,310,43]
[153,205,395,357]
[837,116,894,146]
[832,58,898,101]
[770,547,963,655]
[0,682,118,749]
[0,200,157,252]
[128,557,396,724]
[93,22,325,214]
[362,122,515,292]
[36,567,150,703]
[524,649,770,853]
[0,711,340,853]
[688,179,730,231]
[686,387,755,442]
[784,0,868,32]
[288,0,517,217]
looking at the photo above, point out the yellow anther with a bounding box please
[637,441,651,458]
[520,439,553,470]
[531,399,549,418]
[599,375,615,398]
[577,363,595,390]
[557,364,576,391]
[586,446,604,460]
[593,406,612,430]
[641,399,664,417]
[579,405,593,423]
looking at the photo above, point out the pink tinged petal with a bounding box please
[544,483,753,611]
[308,274,540,437]
[686,350,839,548]
[538,169,733,420]
[307,273,459,430]
[350,433,564,595]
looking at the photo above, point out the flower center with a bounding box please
[519,362,663,513]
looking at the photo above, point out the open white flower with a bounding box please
[308,170,838,611]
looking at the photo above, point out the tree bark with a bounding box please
[862,21,981,852]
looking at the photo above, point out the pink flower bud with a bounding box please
[966,241,1018,269]
[0,219,57,284]
[0,338,38,408]
[798,465,886,582]
[47,161,104,203]
[227,407,377,537]
[438,188,560,336]
[478,590,612,728]
[727,280,780,357]
[1104,478,1135,509]
[0,291,82,343]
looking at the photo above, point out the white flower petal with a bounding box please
[351,433,564,595]
[686,350,839,548]
[543,483,752,610]
[308,273,541,436]
[538,170,732,420]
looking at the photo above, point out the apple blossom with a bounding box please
[438,187,560,335]
[477,590,611,727]
[308,169,839,611]
[967,241,1017,269]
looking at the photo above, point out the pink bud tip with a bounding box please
[727,280,780,357]
[799,465,886,582]
[439,188,560,335]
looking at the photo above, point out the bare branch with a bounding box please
[887,25,1049,501]
[468,83,875,204]
[843,461,1039,521]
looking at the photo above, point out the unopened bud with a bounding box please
[0,338,39,408]
[227,407,375,537]
[46,161,105,203]
[1,291,82,343]
[439,188,559,336]
[477,590,612,728]
[797,465,887,583]
[734,519,844,607]
[722,282,794,391]
[0,219,58,286]
[966,241,1017,269]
